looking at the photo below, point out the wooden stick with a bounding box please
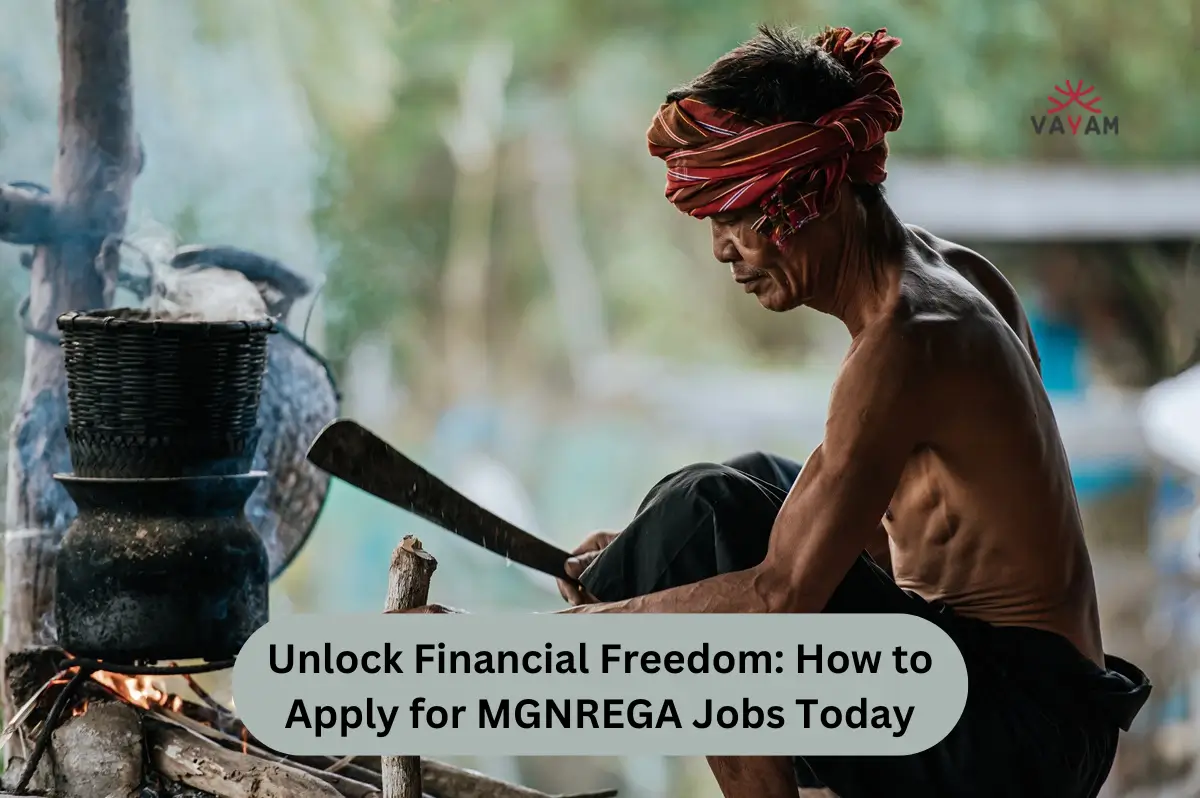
[162,706,617,798]
[147,709,385,798]
[0,184,60,246]
[149,723,343,798]
[267,753,384,793]
[382,536,437,798]
[266,750,619,798]
[419,759,560,798]
[422,759,618,798]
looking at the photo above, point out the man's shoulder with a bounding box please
[870,278,1017,377]
[841,299,1031,442]
[906,225,1013,292]
[892,268,994,334]
[904,224,1042,372]
[905,224,985,261]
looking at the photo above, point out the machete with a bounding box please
[306,418,580,586]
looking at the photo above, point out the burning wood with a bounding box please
[2,663,618,798]
[1,532,619,798]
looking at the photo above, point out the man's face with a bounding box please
[710,212,796,312]
[707,189,852,312]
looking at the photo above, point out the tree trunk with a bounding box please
[3,0,138,765]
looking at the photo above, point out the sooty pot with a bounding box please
[53,472,270,663]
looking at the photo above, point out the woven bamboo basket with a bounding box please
[57,308,276,478]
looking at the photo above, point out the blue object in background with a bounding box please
[1026,309,1137,499]
[1028,312,1084,395]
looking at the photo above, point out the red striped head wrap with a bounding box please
[647,27,903,247]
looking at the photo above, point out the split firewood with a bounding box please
[382,536,437,798]
[147,711,383,798]
[149,723,343,798]
[262,756,384,793]
[164,707,613,798]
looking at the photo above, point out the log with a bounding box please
[148,711,384,798]
[382,536,437,798]
[282,754,622,798]
[157,705,618,798]
[258,753,384,792]
[267,753,619,798]
[422,760,618,798]
[3,0,139,765]
[149,723,343,798]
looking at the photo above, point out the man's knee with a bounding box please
[722,451,803,491]
[625,461,772,551]
[642,461,787,543]
[579,462,783,600]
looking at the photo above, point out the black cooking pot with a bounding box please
[53,473,269,663]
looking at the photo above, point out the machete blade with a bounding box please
[306,418,577,584]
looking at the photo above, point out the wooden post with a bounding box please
[2,0,138,763]
[382,535,437,798]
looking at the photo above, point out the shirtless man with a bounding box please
[410,25,1151,798]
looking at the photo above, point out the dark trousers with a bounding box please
[578,453,1152,798]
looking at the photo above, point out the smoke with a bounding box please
[0,0,335,321]
[118,222,270,322]
[148,265,269,323]
[124,2,325,282]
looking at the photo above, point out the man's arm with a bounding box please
[560,321,934,615]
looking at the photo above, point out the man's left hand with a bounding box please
[386,604,467,615]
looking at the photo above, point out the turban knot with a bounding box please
[647,27,903,246]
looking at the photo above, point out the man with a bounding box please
[411,25,1151,798]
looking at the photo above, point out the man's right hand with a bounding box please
[557,530,618,606]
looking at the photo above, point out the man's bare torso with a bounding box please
[857,226,1104,666]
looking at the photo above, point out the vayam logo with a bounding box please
[1030,80,1118,136]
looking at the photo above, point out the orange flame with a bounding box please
[89,671,179,711]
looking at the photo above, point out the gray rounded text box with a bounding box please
[232,613,968,757]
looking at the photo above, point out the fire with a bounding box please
[88,671,183,713]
